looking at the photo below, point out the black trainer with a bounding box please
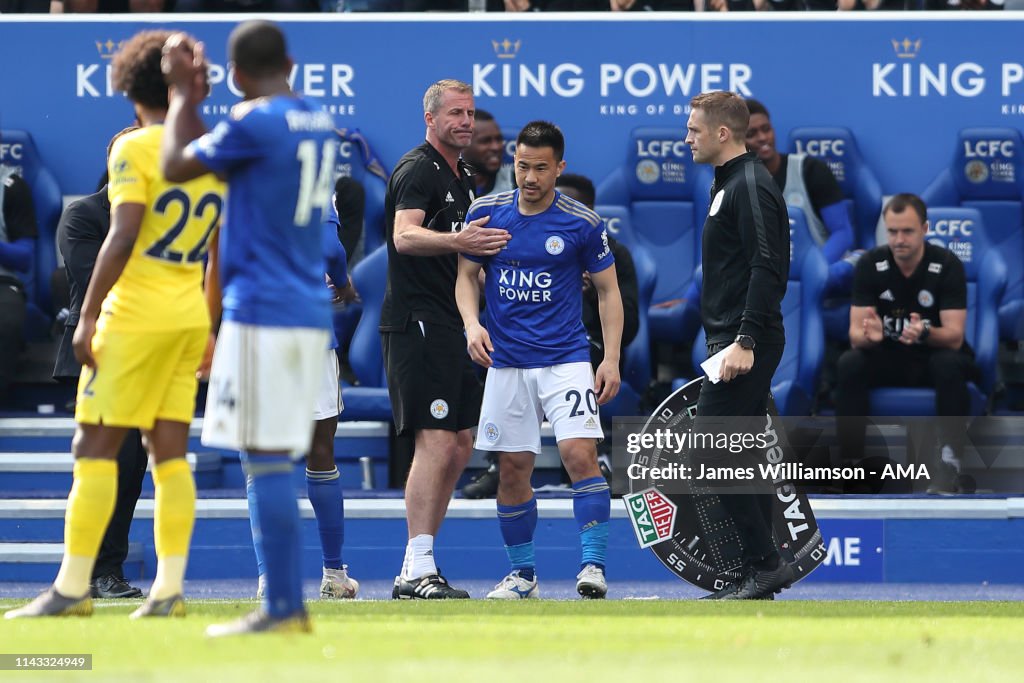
[699,570,758,601]
[461,462,499,499]
[91,574,143,599]
[721,558,794,600]
[701,578,777,601]
[393,572,470,600]
[926,461,965,495]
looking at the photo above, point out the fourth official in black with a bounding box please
[685,91,793,600]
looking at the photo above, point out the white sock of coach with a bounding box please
[404,534,437,580]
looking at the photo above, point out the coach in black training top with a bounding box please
[836,193,977,494]
[380,79,510,600]
[685,91,792,601]
[382,143,474,332]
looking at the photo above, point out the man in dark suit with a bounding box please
[52,127,146,600]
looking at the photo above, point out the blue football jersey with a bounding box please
[189,95,337,330]
[465,190,614,368]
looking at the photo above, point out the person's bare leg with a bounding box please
[405,428,473,538]
[399,428,473,589]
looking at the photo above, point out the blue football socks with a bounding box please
[242,451,304,618]
[245,473,265,578]
[306,467,345,570]
[572,476,610,570]
[497,497,538,581]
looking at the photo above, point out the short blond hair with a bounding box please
[690,91,750,138]
[423,79,473,115]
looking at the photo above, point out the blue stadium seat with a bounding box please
[921,128,1024,341]
[339,244,392,421]
[593,204,638,253]
[501,126,518,170]
[788,127,883,250]
[868,207,1007,417]
[689,206,827,416]
[788,127,884,345]
[1,129,62,340]
[601,243,657,420]
[335,129,388,256]
[596,127,701,344]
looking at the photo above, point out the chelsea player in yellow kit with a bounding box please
[5,31,223,620]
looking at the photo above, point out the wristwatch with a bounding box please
[735,334,756,351]
[919,319,931,343]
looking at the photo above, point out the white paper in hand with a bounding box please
[700,346,731,384]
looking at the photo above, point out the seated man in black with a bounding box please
[0,158,38,400]
[835,193,978,494]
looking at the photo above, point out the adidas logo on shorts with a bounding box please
[585,417,598,429]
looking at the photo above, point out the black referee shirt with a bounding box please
[700,152,789,347]
[380,141,476,332]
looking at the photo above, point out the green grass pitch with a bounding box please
[2,600,1024,682]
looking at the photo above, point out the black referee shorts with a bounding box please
[381,321,482,436]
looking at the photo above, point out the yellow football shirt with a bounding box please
[105,125,224,331]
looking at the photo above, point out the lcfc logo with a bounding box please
[545,236,565,255]
[430,400,449,419]
[484,423,500,442]
[965,160,989,184]
[636,159,660,184]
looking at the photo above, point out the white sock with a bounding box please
[404,534,437,579]
[150,556,187,601]
[54,555,94,599]
[400,544,411,578]
[940,445,961,472]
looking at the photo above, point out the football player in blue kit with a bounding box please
[249,199,360,602]
[455,121,623,599]
[161,20,338,635]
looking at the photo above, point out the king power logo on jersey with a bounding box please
[625,488,677,549]
[497,268,553,303]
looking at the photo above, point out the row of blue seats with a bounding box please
[594,125,1024,349]
[7,123,1022,347]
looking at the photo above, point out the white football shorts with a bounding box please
[475,361,604,454]
[312,347,344,421]
[202,320,329,454]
